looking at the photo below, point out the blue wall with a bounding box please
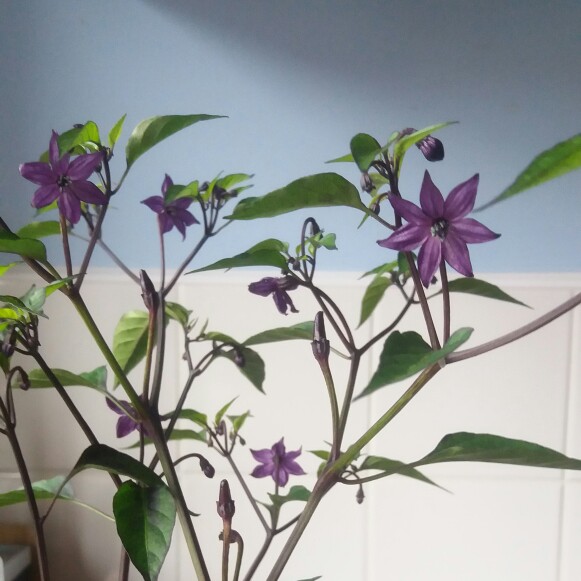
[1,0,580,273]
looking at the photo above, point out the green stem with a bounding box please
[439,263,450,343]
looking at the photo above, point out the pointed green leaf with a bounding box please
[191,249,288,273]
[165,301,191,328]
[28,366,107,391]
[326,152,355,164]
[0,476,74,508]
[0,263,18,276]
[73,444,162,487]
[177,409,208,428]
[217,173,254,190]
[359,455,440,488]
[445,278,529,307]
[359,276,391,327]
[478,133,581,210]
[414,432,581,470]
[228,410,251,434]
[0,231,47,261]
[350,133,382,172]
[227,173,364,220]
[268,485,311,509]
[356,327,473,398]
[297,577,322,581]
[108,114,127,148]
[113,480,176,581]
[112,311,150,386]
[16,221,61,239]
[244,321,314,346]
[125,114,224,168]
[215,398,237,426]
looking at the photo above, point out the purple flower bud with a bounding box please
[1,327,16,357]
[233,348,245,368]
[370,201,380,215]
[356,485,365,505]
[311,311,330,364]
[217,479,235,521]
[417,135,444,162]
[139,270,159,313]
[199,456,215,479]
[360,172,375,193]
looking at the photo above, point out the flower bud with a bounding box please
[370,201,380,215]
[199,456,215,478]
[360,172,375,193]
[140,270,159,313]
[417,135,444,162]
[1,327,16,357]
[217,479,235,521]
[356,484,365,505]
[311,311,330,363]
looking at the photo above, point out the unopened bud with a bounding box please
[416,135,444,162]
[217,479,235,521]
[311,311,330,363]
[199,456,215,478]
[360,173,374,193]
[356,485,365,505]
[1,327,16,357]
[233,348,245,368]
[370,201,380,215]
[139,270,159,313]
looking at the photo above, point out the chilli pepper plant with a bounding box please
[1,115,581,581]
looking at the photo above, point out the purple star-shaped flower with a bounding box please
[378,170,499,287]
[248,276,299,315]
[141,174,198,238]
[19,131,106,224]
[250,438,305,487]
[106,396,143,438]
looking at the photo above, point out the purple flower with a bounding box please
[248,276,299,315]
[19,131,106,224]
[378,171,499,287]
[250,438,305,487]
[141,174,198,238]
[106,397,143,438]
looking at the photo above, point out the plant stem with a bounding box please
[0,397,51,581]
[439,263,450,343]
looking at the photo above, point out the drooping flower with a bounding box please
[250,438,305,487]
[399,128,445,162]
[248,276,299,315]
[378,170,499,287]
[141,174,198,238]
[106,396,143,438]
[19,131,106,224]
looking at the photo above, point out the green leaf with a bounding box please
[113,481,176,581]
[393,122,456,164]
[177,409,208,428]
[165,302,191,328]
[226,173,364,220]
[413,432,581,471]
[108,114,127,148]
[296,577,322,581]
[359,456,440,488]
[127,429,208,449]
[360,260,398,279]
[191,249,288,273]
[28,366,107,391]
[222,346,265,392]
[112,311,150,386]
[0,476,74,508]
[350,133,382,172]
[0,231,47,262]
[356,327,472,398]
[478,133,581,210]
[445,278,529,307]
[52,122,101,156]
[73,444,162,487]
[309,450,330,461]
[215,398,237,426]
[358,276,391,327]
[244,321,314,346]
[16,221,61,239]
[268,485,311,509]
[217,173,254,190]
[228,410,251,434]
[315,232,337,250]
[326,152,354,164]
[125,114,224,168]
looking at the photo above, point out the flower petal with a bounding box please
[275,467,290,487]
[68,152,103,180]
[251,448,273,463]
[116,415,137,438]
[417,236,442,287]
[171,198,193,210]
[141,196,165,213]
[378,223,429,252]
[282,458,306,476]
[32,184,60,208]
[19,162,55,186]
[249,278,278,297]
[48,131,61,168]
[251,464,273,479]
[442,232,473,277]
[444,174,479,220]
[158,214,173,234]
[449,218,500,244]
[162,174,173,196]
[58,191,82,224]
[68,181,107,204]
[419,171,445,218]
[389,195,431,225]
